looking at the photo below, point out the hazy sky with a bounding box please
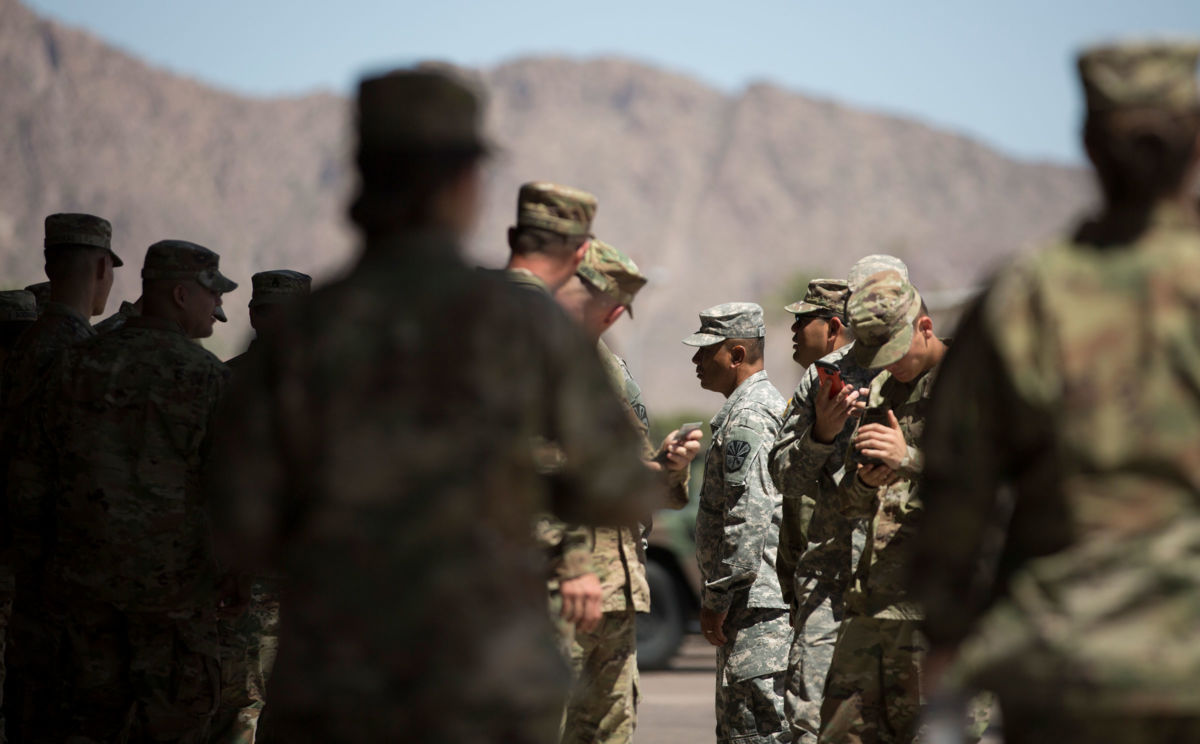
[25,0,1200,164]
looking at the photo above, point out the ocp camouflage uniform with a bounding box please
[686,303,791,744]
[913,40,1200,744]
[561,241,689,744]
[209,270,310,744]
[206,70,660,743]
[7,239,235,743]
[818,273,937,744]
[769,340,874,740]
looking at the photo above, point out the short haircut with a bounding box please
[44,245,106,283]
[509,226,587,258]
[727,336,764,364]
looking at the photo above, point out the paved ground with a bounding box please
[637,635,717,743]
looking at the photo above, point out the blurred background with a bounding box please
[3,0,1197,412]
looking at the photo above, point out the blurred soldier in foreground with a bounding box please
[769,272,872,740]
[207,68,659,743]
[554,240,701,743]
[685,303,791,744]
[8,239,234,742]
[209,270,310,744]
[913,40,1200,743]
[817,272,946,744]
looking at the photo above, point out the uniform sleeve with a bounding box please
[701,418,777,613]
[770,376,813,609]
[910,296,1053,650]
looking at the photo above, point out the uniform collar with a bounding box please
[711,369,770,430]
[124,315,188,336]
[42,301,91,326]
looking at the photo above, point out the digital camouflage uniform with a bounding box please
[206,70,660,744]
[913,41,1200,744]
[770,264,905,741]
[561,240,690,744]
[685,303,791,744]
[1,213,121,742]
[818,272,935,744]
[209,270,310,744]
[6,239,235,743]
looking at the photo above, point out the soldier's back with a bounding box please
[213,232,655,743]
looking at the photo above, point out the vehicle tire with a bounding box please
[637,559,685,670]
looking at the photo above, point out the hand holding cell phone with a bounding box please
[814,360,844,399]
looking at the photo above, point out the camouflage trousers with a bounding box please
[715,606,792,744]
[22,597,221,744]
[818,616,926,744]
[785,581,844,741]
[561,608,639,744]
[207,579,281,744]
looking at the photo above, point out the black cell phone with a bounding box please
[850,407,888,467]
[814,360,844,399]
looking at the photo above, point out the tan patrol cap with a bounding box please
[848,270,923,369]
[515,182,597,237]
[44,213,123,267]
[785,278,849,318]
[577,239,647,317]
[1079,40,1200,113]
[250,270,312,308]
[0,290,37,323]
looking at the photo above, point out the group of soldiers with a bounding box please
[0,33,1196,744]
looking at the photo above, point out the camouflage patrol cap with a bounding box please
[682,302,765,347]
[1079,40,1200,113]
[577,239,647,316]
[848,254,909,292]
[141,240,238,295]
[44,213,123,267]
[357,67,489,155]
[785,278,849,318]
[0,290,37,323]
[516,182,597,237]
[250,270,312,308]
[23,282,50,312]
[848,270,924,369]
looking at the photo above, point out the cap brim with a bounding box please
[852,325,914,369]
[199,271,238,294]
[681,332,725,347]
[108,250,124,268]
[785,301,823,315]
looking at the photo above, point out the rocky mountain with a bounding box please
[0,0,1093,411]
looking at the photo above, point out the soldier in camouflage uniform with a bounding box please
[205,68,660,743]
[912,40,1200,743]
[554,240,700,744]
[209,270,310,744]
[94,295,144,334]
[21,282,50,316]
[816,271,947,744]
[0,291,37,370]
[684,303,791,744]
[1,214,123,739]
[7,239,235,743]
[498,182,615,641]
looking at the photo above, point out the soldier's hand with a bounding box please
[853,409,907,470]
[700,607,729,646]
[560,572,604,633]
[660,428,703,471]
[857,463,900,488]
[813,384,868,444]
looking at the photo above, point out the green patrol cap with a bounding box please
[250,270,312,308]
[1079,40,1200,113]
[357,67,490,155]
[849,270,923,369]
[142,240,238,298]
[23,282,50,313]
[577,239,647,316]
[44,213,123,267]
[848,254,908,293]
[784,278,849,318]
[0,290,37,323]
[681,302,765,347]
[515,182,597,237]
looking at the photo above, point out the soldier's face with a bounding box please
[182,282,221,339]
[692,342,736,396]
[791,314,830,368]
[884,318,932,383]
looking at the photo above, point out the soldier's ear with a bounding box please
[603,304,626,327]
[917,315,934,338]
[172,282,189,309]
[728,343,747,366]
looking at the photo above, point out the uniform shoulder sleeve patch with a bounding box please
[725,439,752,472]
